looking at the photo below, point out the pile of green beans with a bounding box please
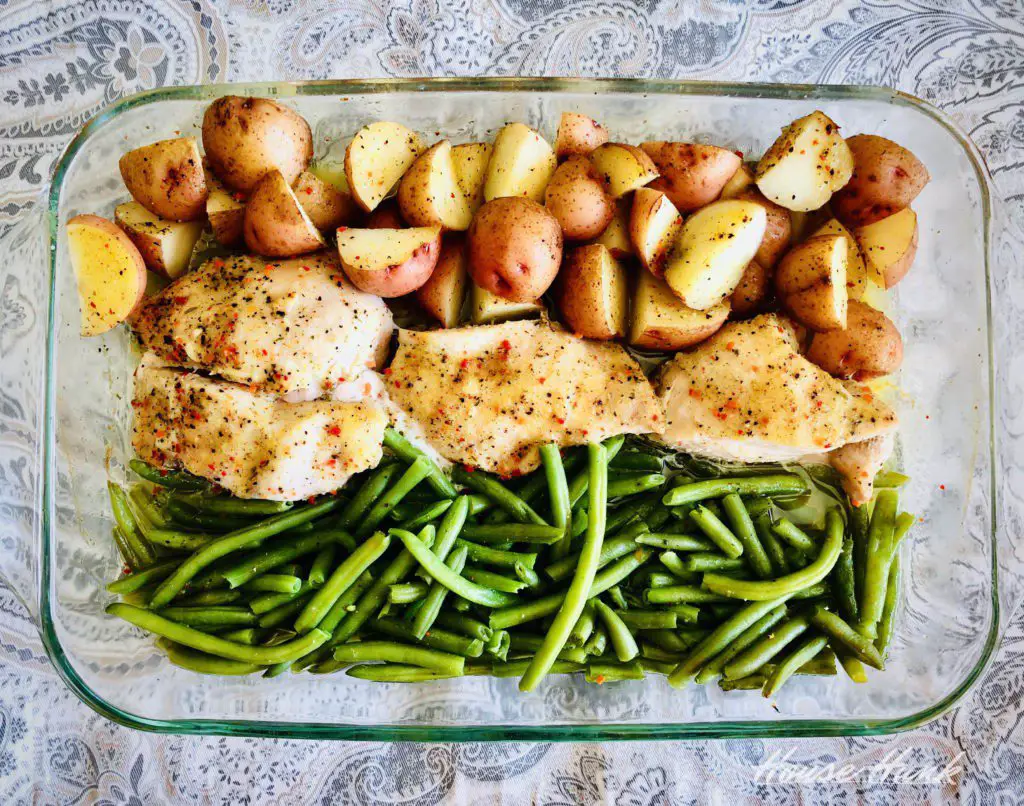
[105,429,912,698]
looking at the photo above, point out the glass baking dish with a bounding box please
[38,78,998,741]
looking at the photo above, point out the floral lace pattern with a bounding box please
[2,0,1024,801]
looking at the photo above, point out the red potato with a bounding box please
[398,140,474,231]
[467,197,563,302]
[732,188,792,269]
[544,156,615,241]
[205,167,245,247]
[243,170,325,257]
[345,121,424,212]
[629,187,682,276]
[832,134,930,227]
[730,259,772,317]
[366,199,406,229]
[337,225,442,297]
[417,236,469,328]
[630,269,730,350]
[589,143,659,198]
[293,170,358,231]
[775,234,848,331]
[119,137,207,221]
[592,198,634,259]
[853,206,918,288]
[640,142,741,212]
[557,244,628,340]
[554,112,609,160]
[806,299,903,380]
[114,201,204,279]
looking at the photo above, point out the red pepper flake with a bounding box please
[173,296,188,305]
[337,376,346,383]
[307,496,317,504]
[724,399,738,410]
[207,463,215,471]
[688,389,702,400]
[939,484,946,490]
[726,341,735,350]
[555,417,565,425]
[383,367,392,375]
[462,464,475,473]
[262,349,268,356]
[595,674,606,685]
[714,411,728,421]
[327,425,342,437]
[304,187,314,194]
[538,377,546,384]
[394,380,401,388]
[459,359,469,369]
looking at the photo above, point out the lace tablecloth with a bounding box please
[2,1,1023,802]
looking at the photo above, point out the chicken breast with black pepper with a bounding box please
[385,320,664,476]
[132,360,387,500]
[130,252,393,395]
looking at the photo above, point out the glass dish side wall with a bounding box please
[43,80,996,741]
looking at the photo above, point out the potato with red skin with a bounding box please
[555,112,609,160]
[640,142,741,212]
[293,170,357,231]
[119,137,207,221]
[730,260,772,317]
[417,235,469,328]
[467,197,563,302]
[806,300,903,380]
[366,199,405,229]
[557,244,628,340]
[831,134,929,227]
[775,234,848,332]
[337,226,441,297]
[544,156,615,241]
[732,188,791,269]
[243,170,325,257]
[202,96,313,191]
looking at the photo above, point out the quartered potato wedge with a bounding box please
[345,121,424,212]
[483,123,557,203]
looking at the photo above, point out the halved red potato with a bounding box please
[732,188,792,269]
[640,142,741,212]
[832,134,929,227]
[243,170,325,257]
[589,143,659,198]
[813,217,869,297]
[592,198,634,259]
[629,187,682,276]
[293,170,357,231]
[630,269,730,351]
[452,142,492,214]
[66,214,147,336]
[853,206,918,288]
[557,244,628,340]
[719,163,756,200]
[417,236,469,328]
[205,167,245,247]
[775,234,848,331]
[806,299,903,380]
[730,259,772,317]
[470,283,545,325]
[337,225,442,297]
[554,112,609,160]
[398,140,474,230]
[483,123,557,203]
[114,201,204,279]
[119,137,207,221]
[345,121,424,212]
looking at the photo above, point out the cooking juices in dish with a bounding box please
[65,94,927,697]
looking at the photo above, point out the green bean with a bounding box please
[456,539,536,570]
[383,428,456,498]
[296,531,392,633]
[108,483,157,566]
[640,641,684,662]
[683,553,746,573]
[754,513,789,574]
[703,508,844,600]
[811,607,884,669]
[158,606,257,628]
[770,518,817,553]
[519,443,607,691]
[129,485,172,529]
[566,602,596,648]
[587,661,644,683]
[158,639,263,675]
[336,463,403,530]
[643,507,674,533]
[355,457,433,539]
[491,659,583,678]
[248,582,313,615]
[744,497,774,519]
[605,474,665,499]
[833,534,859,623]
[332,640,465,675]
[307,546,336,588]
[762,634,829,697]
[371,617,484,658]
[346,663,465,682]
[664,474,807,507]
[893,512,915,548]
[544,523,648,581]
[570,507,588,539]
[689,506,744,559]
[876,554,901,658]
[173,493,292,516]
[398,499,452,531]
[722,494,772,579]
[613,610,676,630]
[838,653,868,683]
[666,603,702,623]
[388,582,429,604]
[606,585,628,610]
[463,567,527,594]
[218,627,267,645]
[694,605,788,684]
[584,625,608,656]
[460,524,563,544]
[875,471,910,489]
[219,530,342,589]
[658,550,690,579]
[412,545,469,640]
[644,586,729,605]
[111,527,142,571]
[636,533,715,552]
[107,559,180,594]
[723,612,811,680]
[453,466,546,525]
[434,611,493,643]
[110,602,328,663]
[593,600,639,662]
[129,460,207,491]
[646,569,694,587]
[591,548,653,596]
[605,493,660,535]
[451,597,473,612]
[849,503,871,600]
[164,499,252,532]
[485,628,510,660]
[667,595,792,687]
[639,658,677,675]
[147,528,216,552]
[242,574,302,595]
[610,452,663,472]
[540,443,573,560]
[429,495,471,562]
[174,590,242,607]
[515,563,542,590]
[857,490,899,637]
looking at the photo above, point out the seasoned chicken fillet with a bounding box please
[131,252,393,395]
[132,361,386,500]
[657,314,897,502]
[386,320,664,476]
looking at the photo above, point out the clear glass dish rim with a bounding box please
[41,76,1000,742]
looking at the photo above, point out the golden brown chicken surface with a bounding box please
[130,252,393,395]
[132,360,387,500]
[386,320,664,476]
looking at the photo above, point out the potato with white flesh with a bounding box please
[293,170,357,231]
[337,225,442,297]
[467,197,562,302]
[243,170,325,257]
[345,121,424,212]
[452,142,492,212]
[593,198,634,259]
[663,199,768,310]
[806,299,903,380]
[631,269,730,351]
[119,137,206,221]
[471,283,544,325]
[719,162,756,199]
[67,214,147,336]
[202,96,312,191]
[832,134,929,227]
[814,217,869,297]
[205,168,245,246]
[114,201,204,279]
[555,112,609,160]
[398,140,474,230]
[544,156,615,241]
[629,187,682,276]
[557,244,628,340]
[483,123,557,203]
[730,259,771,317]
[309,158,354,197]
[755,110,853,211]
[854,206,918,288]
[775,234,848,331]
[589,143,659,198]
[640,142,741,212]
[417,236,469,328]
